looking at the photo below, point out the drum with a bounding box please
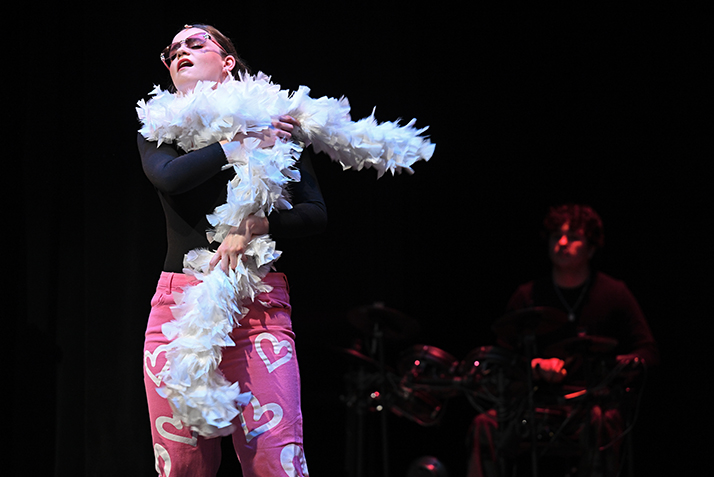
[397,345,459,396]
[458,345,525,403]
[390,345,459,426]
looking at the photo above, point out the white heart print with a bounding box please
[145,345,169,387]
[255,332,293,373]
[239,395,284,443]
[154,443,172,476]
[281,444,309,476]
[156,414,198,447]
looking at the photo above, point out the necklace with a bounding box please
[552,276,590,322]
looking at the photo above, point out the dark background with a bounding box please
[16,2,708,476]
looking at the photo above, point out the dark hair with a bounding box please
[542,204,604,248]
[182,24,251,77]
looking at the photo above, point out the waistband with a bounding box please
[157,271,289,293]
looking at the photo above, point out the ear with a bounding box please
[223,55,237,74]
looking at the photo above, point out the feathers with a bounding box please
[136,73,435,176]
[136,72,435,438]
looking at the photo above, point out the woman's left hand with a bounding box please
[270,115,301,143]
[209,214,269,273]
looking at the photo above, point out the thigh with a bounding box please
[143,273,222,477]
[222,275,308,477]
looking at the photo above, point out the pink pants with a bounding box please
[143,272,309,477]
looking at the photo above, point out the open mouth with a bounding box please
[177,59,193,71]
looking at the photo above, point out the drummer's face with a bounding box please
[549,222,593,269]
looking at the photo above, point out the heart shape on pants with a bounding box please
[255,332,293,373]
[240,395,283,443]
[156,414,197,447]
[145,345,169,387]
[154,443,172,476]
[281,444,309,476]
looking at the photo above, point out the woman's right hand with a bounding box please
[209,214,269,274]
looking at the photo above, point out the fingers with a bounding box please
[271,115,301,142]
[278,114,301,127]
[209,249,246,274]
[207,216,269,273]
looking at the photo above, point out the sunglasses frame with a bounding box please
[160,32,227,69]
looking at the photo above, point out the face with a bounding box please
[548,222,594,271]
[166,28,235,94]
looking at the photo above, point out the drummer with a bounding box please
[467,204,659,477]
[505,204,658,380]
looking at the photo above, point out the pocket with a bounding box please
[150,289,170,307]
[257,285,291,311]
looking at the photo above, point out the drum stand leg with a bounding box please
[344,365,367,477]
[343,322,392,477]
[495,369,509,477]
[373,322,391,477]
[523,333,539,477]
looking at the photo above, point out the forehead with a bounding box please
[171,28,206,44]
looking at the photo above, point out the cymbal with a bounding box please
[492,306,568,339]
[544,335,619,357]
[330,345,382,369]
[347,303,420,341]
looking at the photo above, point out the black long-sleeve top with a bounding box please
[138,133,327,272]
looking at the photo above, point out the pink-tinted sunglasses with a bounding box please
[160,32,226,69]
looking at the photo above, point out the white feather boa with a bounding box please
[136,73,434,438]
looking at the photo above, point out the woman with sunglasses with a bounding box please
[138,24,326,476]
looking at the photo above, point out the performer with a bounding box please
[467,204,658,477]
[137,23,433,477]
[139,24,325,477]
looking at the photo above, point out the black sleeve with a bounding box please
[268,147,328,238]
[138,133,228,195]
[616,284,660,367]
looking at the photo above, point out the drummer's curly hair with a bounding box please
[542,204,604,248]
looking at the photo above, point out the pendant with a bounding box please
[568,312,575,322]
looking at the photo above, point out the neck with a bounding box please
[552,266,591,288]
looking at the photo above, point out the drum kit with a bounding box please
[336,303,632,477]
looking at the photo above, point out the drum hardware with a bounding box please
[390,344,461,426]
[342,302,420,477]
[336,303,636,477]
[488,308,560,477]
[544,334,618,358]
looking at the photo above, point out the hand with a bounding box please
[227,115,301,149]
[270,115,301,143]
[209,215,269,273]
[616,354,643,370]
[532,357,568,383]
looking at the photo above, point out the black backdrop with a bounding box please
[16,3,708,476]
